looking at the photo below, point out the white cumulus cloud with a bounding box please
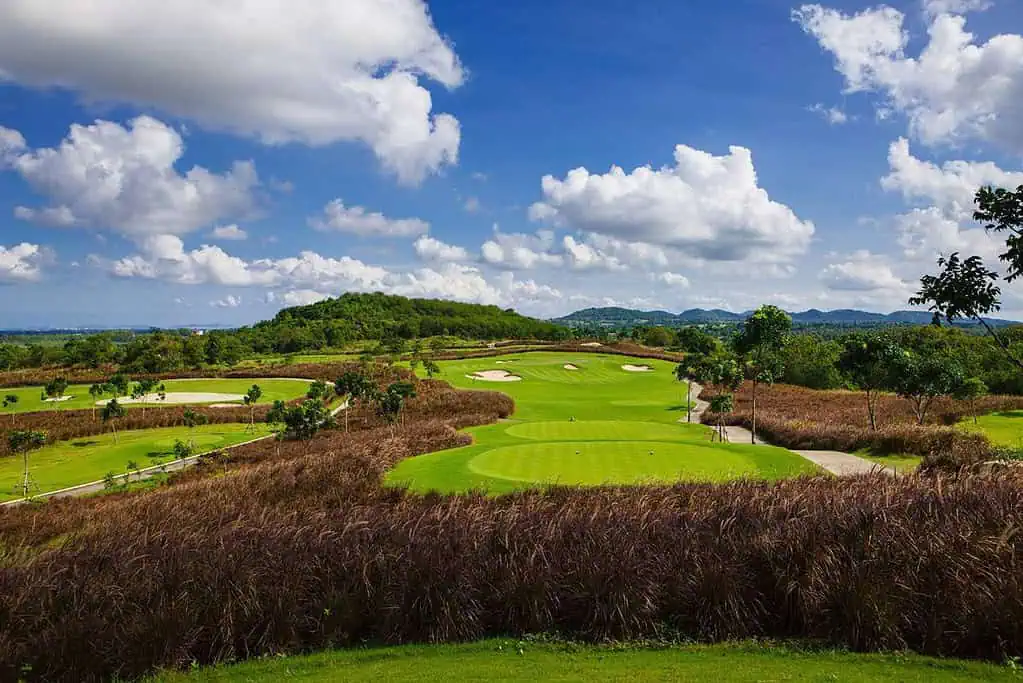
[819,251,910,292]
[0,243,49,282]
[413,235,471,263]
[208,225,248,241]
[210,295,242,308]
[529,144,814,263]
[480,227,562,270]
[310,199,429,238]
[0,0,463,183]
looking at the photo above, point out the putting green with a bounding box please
[387,353,819,493]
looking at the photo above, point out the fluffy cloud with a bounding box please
[208,225,248,241]
[0,243,49,282]
[280,290,330,307]
[480,228,562,270]
[655,272,692,288]
[210,295,242,308]
[809,103,849,124]
[561,235,625,271]
[413,235,471,263]
[882,137,1023,215]
[1,116,258,238]
[819,251,911,292]
[894,207,1001,261]
[529,144,814,263]
[310,200,429,238]
[0,0,463,183]
[795,3,1023,152]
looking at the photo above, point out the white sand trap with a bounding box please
[209,403,243,408]
[563,364,580,370]
[495,360,514,364]
[97,392,245,405]
[580,342,602,347]
[465,370,523,383]
[44,396,74,403]
[622,364,653,372]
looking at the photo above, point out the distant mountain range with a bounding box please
[553,307,1021,327]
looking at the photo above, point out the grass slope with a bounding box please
[0,423,268,501]
[387,353,818,493]
[963,410,1023,449]
[0,378,311,414]
[152,639,1017,682]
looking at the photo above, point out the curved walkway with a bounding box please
[683,381,892,477]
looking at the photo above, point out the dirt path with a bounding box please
[683,381,891,476]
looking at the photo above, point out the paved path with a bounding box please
[682,381,891,476]
[1,399,350,507]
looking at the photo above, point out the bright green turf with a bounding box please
[386,353,819,493]
[0,378,311,414]
[858,450,923,473]
[150,639,1018,682]
[962,411,1023,449]
[0,423,269,501]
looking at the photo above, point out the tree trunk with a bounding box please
[866,390,877,431]
[22,451,29,499]
[750,380,757,445]
[344,403,349,433]
[112,424,118,444]
[973,399,978,425]
[686,381,692,423]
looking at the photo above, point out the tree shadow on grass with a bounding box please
[70,441,99,448]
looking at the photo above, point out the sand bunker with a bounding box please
[495,360,514,364]
[580,342,602,347]
[97,392,245,405]
[563,364,580,370]
[622,364,653,372]
[209,403,243,408]
[44,396,74,403]
[466,370,523,383]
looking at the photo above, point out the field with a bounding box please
[0,377,311,413]
[963,410,1023,448]
[152,639,1018,682]
[0,423,268,501]
[387,353,818,493]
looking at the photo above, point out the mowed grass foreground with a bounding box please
[387,353,818,493]
[0,377,312,414]
[0,423,268,501]
[152,639,1017,683]
[963,410,1023,448]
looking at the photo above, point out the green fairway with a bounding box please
[0,377,311,414]
[0,423,268,501]
[963,410,1023,449]
[150,639,1017,682]
[386,353,819,493]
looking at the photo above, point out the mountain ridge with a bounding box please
[554,307,1020,327]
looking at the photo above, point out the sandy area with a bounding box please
[580,342,602,347]
[209,403,243,408]
[563,364,579,370]
[621,364,653,372]
[44,396,74,402]
[97,392,245,405]
[495,360,514,364]
[466,370,523,383]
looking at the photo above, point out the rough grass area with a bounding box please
[0,378,311,414]
[387,353,817,492]
[150,639,1019,682]
[0,423,268,501]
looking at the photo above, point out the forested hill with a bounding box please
[248,292,570,347]
[556,307,1021,328]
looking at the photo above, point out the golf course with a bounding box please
[0,377,312,413]
[387,353,819,493]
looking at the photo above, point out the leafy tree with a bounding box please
[131,378,159,416]
[182,408,209,449]
[101,398,127,444]
[674,326,720,355]
[733,305,791,444]
[44,377,69,408]
[8,429,46,499]
[887,351,966,425]
[306,379,329,403]
[837,334,900,431]
[377,381,417,429]
[126,459,140,483]
[674,355,706,423]
[273,399,334,441]
[422,359,441,379]
[88,383,106,421]
[779,334,843,390]
[243,384,263,431]
[107,373,130,398]
[707,394,735,443]
[642,326,673,348]
[103,471,118,490]
[3,394,18,426]
[334,371,374,433]
[954,376,988,425]
[173,439,194,460]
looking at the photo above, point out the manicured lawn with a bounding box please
[386,353,819,493]
[150,639,1018,682]
[0,378,311,414]
[963,410,1023,449]
[0,423,268,501]
[856,450,923,474]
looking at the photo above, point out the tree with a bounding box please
[837,334,900,431]
[888,351,966,425]
[642,326,674,348]
[243,384,263,431]
[733,305,791,444]
[274,399,334,441]
[377,381,417,430]
[8,429,46,499]
[265,399,288,456]
[107,373,130,398]
[707,394,734,442]
[3,394,18,426]
[674,326,720,356]
[954,376,988,425]
[88,383,106,421]
[101,398,127,443]
[44,377,69,408]
[173,439,193,460]
[674,356,704,423]
[422,359,441,379]
[690,353,743,440]
[126,459,140,483]
[334,371,373,433]
[182,408,209,449]
[131,378,160,416]
[306,379,329,403]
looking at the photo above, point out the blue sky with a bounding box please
[0,0,1022,327]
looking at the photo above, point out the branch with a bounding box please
[976,316,1023,371]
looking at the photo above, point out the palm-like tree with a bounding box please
[102,398,127,444]
[3,394,18,426]
[88,384,107,421]
[9,429,46,499]
[243,384,262,431]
